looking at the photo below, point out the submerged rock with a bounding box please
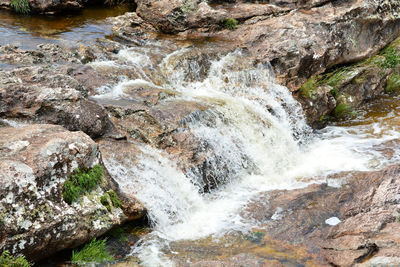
[0,124,144,261]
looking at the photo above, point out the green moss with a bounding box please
[386,73,400,93]
[299,76,319,99]
[62,165,104,205]
[0,250,33,267]
[379,46,400,69]
[71,238,113,265]
[181,0,196,14]
[10,0,30,14]
[333,103,352,117]
[100,195,111,212]
[107,227,127,242]
[100,190,121,211]
[107,190,122,208]
[319,66,358,92]
[329,88,338,97]
[225,18,238,30]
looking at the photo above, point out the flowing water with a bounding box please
[88,42,400,266]
[2,10,400,266]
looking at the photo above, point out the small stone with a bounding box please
[325,217,341,226]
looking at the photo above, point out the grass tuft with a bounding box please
[10,0,30,14]
[71,238,113,265]
[100,190,122,211]
[225,18,238,30]
[0,250,33,267]
[100,194,111,212]
[386,73,400,93]
[380,47,400,69]
[107,190,122,208]
[62,165,104,205]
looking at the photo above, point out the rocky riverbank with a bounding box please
[2,0,400,266]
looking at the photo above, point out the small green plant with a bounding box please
[225,18,238,30]
[100,195,111,212]
[100,190,121,211]
[0,250,33,267]
[380,47,400,69]
[329,88,338,97]
[107,190,122,208]
[62,165,104,205]
[299,76,319,99]
[181,0,196,14]
[10,0,30,14]
[333,103,352,118]
[386,73,400,93]
[71,238,113,265]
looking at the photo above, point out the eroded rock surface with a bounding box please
[0,124,144,261]
[0,44,117,138]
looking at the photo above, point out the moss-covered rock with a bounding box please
[0,124,144,262]
[297,38,400,127]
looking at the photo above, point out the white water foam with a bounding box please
[97,48,400,266]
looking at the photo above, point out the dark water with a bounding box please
[0,4,134,49]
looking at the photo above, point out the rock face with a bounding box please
[0,44,116,138]
[0,124,144,261]
[297,39,400,127]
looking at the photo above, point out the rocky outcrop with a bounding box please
[0,44,118,138]
[243,166,400,266]
[0,124,145,261]
[297,39,400,127]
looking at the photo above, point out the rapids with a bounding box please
[88,42,400,266]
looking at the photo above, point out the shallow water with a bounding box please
[0,4,134,49]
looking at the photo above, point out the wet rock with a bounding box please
[240,165,400,266]
[164,164,400,265]
[0,124,144,261]
[97,139,146,221]
[135,0,228,34]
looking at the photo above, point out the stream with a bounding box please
[2,8,400,267]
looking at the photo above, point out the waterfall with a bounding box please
[93,45,389,266]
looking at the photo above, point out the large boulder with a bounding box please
[0,124,144,261]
